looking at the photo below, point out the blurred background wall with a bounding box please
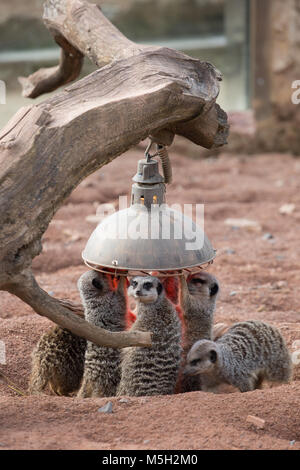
[0,0,250,129]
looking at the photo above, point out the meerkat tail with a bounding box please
[28,354,49,394]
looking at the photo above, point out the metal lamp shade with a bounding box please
[82,203,216,275]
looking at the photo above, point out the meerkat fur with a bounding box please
[178,272,219,392]
[117,276,182,397]
[77,271,127,398]
[29,325,86,396]
[185,320,293,393]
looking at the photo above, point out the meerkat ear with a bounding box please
[157,281,163,296]
[210,282,219,297]
[209,350,217,363]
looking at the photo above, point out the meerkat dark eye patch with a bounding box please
[143,282,154,291]
[210,282,219,296]
[92,278,103,290]
[210,350,217,363]
[156,281,163,295]
[190,358,200,367]
[130,280,138,288]
[191,278,206,285]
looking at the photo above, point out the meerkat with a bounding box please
[185,320,293,393]
[177,272,219,392]
[29,300,86,396]
[77,271,128,398]
[117,276,182,397]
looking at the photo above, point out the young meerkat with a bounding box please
[177,272,219,392]
[77,270,128,398]
[117,276,182,397]
[185,320,293,393]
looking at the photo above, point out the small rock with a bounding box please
[291,350,300,366]
[275,280,288,289]
[143,439,150,444]
[229,291,237,297]
[246,415,265,429]
[225,218,262,232]
[98,402,113,414]
[119,398,129,403]
[290,440,296,446]
[292,340,300,350]
[279,204,295,215]
[257,305,265,312]
[226,248,236,255]
[262,233,274,240]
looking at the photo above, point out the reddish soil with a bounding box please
[1,139,300,450]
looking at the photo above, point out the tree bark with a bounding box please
[18,34,84,98]
[0,0,229,349]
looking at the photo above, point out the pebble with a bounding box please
[225,248,236,255]
[229,291,237,297]
[262,233,274,240]
[292,340,300,350]
[246,415,265,429]
[279,204,295,215]
[290,440,296,446]
[119,398,129,403]
[98,402,113,414]
[225,218,262,232]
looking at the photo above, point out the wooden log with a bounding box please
[18,34,84,99]
[6,269,152,349]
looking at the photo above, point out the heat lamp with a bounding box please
[82,140,216,277]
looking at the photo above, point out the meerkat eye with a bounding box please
[210,350,217,363]
[210,282,219,296]
[131,281,138,288]
[190,359,200,366]
[191,278,205,285]
[143,282,153,291]
[92,278,103,290]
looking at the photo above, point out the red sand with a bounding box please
[1,145,300,450]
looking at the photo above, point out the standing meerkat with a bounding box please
[77,271,128,398]
[117,276,182,397]
[185,320,293,393]
[177,272,219,392]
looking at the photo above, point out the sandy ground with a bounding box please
[0,142,300,450]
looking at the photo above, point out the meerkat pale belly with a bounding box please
[117,276,182,397]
